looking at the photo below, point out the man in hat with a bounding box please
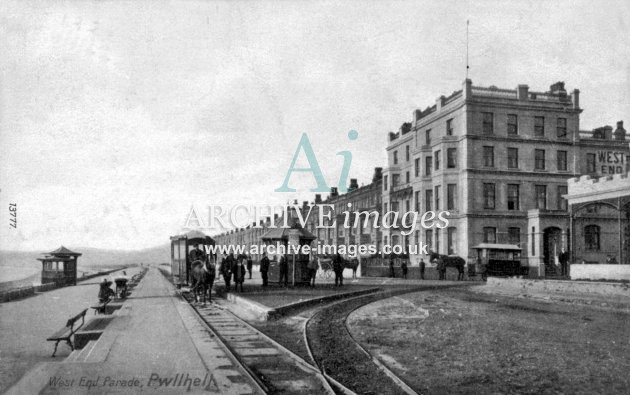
[189,244,206,263]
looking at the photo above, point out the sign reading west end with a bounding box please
[596,151,629,175]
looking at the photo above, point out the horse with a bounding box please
[191,260,215,304]
[429,251,465,281]
[346,258,359,278]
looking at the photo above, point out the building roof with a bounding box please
[46,246,82,256]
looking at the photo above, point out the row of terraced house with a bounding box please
[213,79,630,278]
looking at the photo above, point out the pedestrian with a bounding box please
[307,255,319,287]
[98,278,115,302]
[260,252,270,287]
[438,257,446,280]
[246,255,253,279]
[389,257,395,278]
[222,254,233,291]
[333,253,344,286]
[401,259,408,279]
[232,255,245,293]
[278,254,289,287]
[559,248,569,276]
[419,258,426,280]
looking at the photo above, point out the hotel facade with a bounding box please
[383,79,628,276]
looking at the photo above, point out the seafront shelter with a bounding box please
[38,246,81,286]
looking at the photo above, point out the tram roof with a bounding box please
[472,243,521,251]
[170,229,214,242]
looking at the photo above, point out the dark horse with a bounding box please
[321,255,360,278]
[429,251,465,281]
[191,260,215,304]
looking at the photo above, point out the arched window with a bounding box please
[584,225,600,251]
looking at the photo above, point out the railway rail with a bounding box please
[182,282,468,394]
[182,292,350,394]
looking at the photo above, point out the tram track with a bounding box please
[182,292,340,394]
[180,279,468,395]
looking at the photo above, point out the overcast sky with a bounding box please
[1,0,629,251]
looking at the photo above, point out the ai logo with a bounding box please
[275,130,358,193]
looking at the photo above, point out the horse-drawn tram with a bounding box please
[170,230,215,286]
[472,243,528,277]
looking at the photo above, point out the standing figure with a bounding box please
[232,256,245,293]
[98,279,115,303]
[222,254,234,291]
[307,256,319,287]
[419,258,426,280]
[333,253,344,287]
[260,252,270,287]
[401,260,408,279]
[246,255,253,279]
[559,248,570,276]
[389,257,395,278]
[278,254,289,287]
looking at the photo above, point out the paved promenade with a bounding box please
[5,267,261,394]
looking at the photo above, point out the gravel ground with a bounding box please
[347,289,630,394]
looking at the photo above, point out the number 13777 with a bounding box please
[9,203,16,228]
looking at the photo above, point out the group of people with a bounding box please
[98,271,129,302]
[388,257,450,280]
[187,244,348,298]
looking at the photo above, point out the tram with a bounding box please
[472,243,528,277]
[170,230,215,287]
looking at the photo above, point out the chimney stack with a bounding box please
[349,178,359,191]
[315,194,322,203]
[517,84,529,101]
[373,167,383,182]
[614,121,626,141]
[330,187,338,197]
[571,89,580,110]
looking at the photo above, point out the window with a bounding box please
[425,190,433,211]
[393,151,398,165]
[405,199,410,212]
[507,184,520,210]
[447,184,457,210]
[391,201,400,212]
[406,145,410,162]
[557,185,568,211]
[507,148,519,169]
[483,227,496,243]
[586,153,596,173]
[435,150,441,170]
[447,148,457,168]
[584,225,600,251]
[508,227,520,245]
[435,185,441,210]
[425,156,432,175]
[383,202,388,213]
[446,118,454,135]
[447,227,456,254]
[482,112,494,134]
[405,171,410,184]
[383,175,388,191]
[426,129,431,146]
[557,118,567,138]
[426,229,433,252]
[507,114,518,135]
[557,150,568,171]
[415,191,421,212]
[483,146,495,167]
[435,228,440,254]
[415,158,420,177]
[392,174,400,187]
[535,185,547,209]
[535,149,546,170]
[534,116,545,136]
[483,183,496,209]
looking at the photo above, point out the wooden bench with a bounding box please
[90,298,111,315]
[46,308,88,357]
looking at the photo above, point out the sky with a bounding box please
[0,0,629,251]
